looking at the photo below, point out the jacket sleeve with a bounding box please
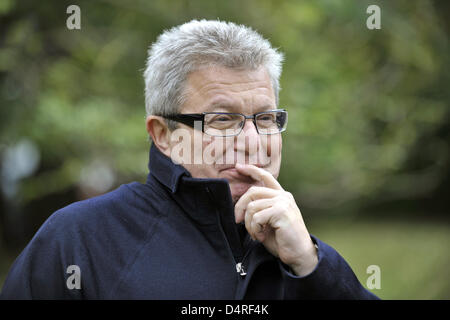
[279,235,379,300]
[0,211,83,300]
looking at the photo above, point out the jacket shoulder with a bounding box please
[0,182,169,299]
[47,181,168,232]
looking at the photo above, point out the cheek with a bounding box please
[202,136,234,163]
[266,135,282,177]
[260,134,282,168]
[264,134,282,155]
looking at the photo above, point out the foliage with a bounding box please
[0,1,448,225]
[0,0,449,300]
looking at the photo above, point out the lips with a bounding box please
[217,163,264,171]
[219,164,262,183]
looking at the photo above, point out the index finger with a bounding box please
[235,164,283,190]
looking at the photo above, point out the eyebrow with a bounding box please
[204,99,275,113]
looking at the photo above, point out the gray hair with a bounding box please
[143,19,284,128]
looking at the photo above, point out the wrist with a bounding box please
[289,242,319,277]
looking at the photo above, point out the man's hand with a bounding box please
[234,163,318,277]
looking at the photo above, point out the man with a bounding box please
[1,20,377,299]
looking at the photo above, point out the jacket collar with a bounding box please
[147,143,236,216]
[147,143,190,193]
[147,143,233,197]
[146,143,249,261]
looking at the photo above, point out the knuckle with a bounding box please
[285,191,295,201]
[276,200,289,212]
[274,197,285,207]
[253,212,262,224]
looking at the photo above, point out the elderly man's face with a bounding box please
[170,65,282,203]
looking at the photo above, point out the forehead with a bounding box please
[181,65,276,113]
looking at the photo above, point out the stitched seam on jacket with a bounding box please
[107,186,168,299]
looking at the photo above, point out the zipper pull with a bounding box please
[236,262,247,276]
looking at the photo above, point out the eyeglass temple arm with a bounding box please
[163,114,204,130]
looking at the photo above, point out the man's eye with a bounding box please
[258,115,275,121]
[209,115,235,122]
[216,116,232,121]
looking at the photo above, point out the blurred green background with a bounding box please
[0,0,449,299]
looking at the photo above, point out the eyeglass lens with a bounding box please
[203,111,287,136]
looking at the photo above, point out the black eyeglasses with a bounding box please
[162,109,288,137]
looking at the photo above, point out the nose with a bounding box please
[241,118,259,136]
[234,118,261,164]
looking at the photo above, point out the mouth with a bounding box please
[219,164,264,182]
[218,163,264,171]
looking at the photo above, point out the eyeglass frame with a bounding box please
[161,109,288,137]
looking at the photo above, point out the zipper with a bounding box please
[235,262,247,276]
[214,208,244,276]
[236,239,259,277]
[206,186,257,278]
[205,187,242,274]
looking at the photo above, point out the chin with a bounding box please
[230,182,253,204]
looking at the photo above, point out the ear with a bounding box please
[146,116,172,157]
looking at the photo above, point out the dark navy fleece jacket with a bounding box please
[1,144,378,299]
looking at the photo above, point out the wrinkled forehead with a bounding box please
[181,65,276,114]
